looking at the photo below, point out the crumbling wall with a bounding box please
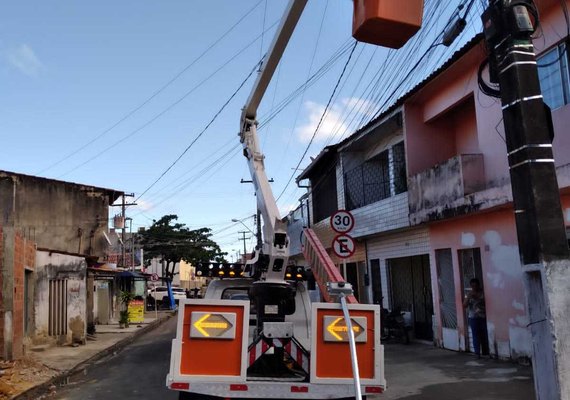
[34,251,86,345]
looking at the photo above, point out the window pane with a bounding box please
[538,46,567,110]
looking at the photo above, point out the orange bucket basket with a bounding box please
[352,0,424,49]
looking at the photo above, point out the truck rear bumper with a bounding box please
[166,376,384,399]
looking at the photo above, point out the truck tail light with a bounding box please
[365,386,383,394]
[170,382,190,390]
[291,386,309,393]
[230,384,248,391]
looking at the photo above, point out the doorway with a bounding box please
[388,255,433,341]
[370,259,383,306]
[458,248,486,353]
[345,262,359,301]
[435,249,459,350]
[24,270,34,336]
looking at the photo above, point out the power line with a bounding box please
[56,19,279,179]
[135,57,264,203]
[36,0,265,175]
[276,41,359,203]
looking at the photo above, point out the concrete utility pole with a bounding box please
[482,1,570,398]
[120,193,135,268]
[238,231,251,260]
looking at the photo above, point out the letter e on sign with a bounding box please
[332,234,356,259]
[330,210,355,234]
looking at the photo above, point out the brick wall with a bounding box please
[0,228,36,360]
[12,232,24,359]
[0,227,4,357]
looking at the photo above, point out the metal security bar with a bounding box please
[48,279,67,336]
[344,142,407,211]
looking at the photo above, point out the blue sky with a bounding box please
[1,1,481,260]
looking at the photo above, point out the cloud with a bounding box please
[132,199,154,212]
[295,97,376,143]
[5,44,43,77]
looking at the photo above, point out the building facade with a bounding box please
[291,0,570,359]
[0,170,122,358]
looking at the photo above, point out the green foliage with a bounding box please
[120,290,135,306]
[139,214,227,280]
[119,310,130,325]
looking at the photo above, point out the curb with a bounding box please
[13,312,175,400]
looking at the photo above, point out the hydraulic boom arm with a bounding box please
[239,0,308,283]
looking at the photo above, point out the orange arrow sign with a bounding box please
[326,317,365,341]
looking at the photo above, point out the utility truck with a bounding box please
[166,1,423,398]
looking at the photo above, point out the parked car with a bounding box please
[147,286,186,305]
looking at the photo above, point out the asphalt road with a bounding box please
[49,314,534,400]
[52,317,178,400]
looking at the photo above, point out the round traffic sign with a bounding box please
[332,234,356,259]
[151,273,159,282]
[330,210,355,233]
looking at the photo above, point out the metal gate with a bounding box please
[388,255,433,340]
[49,279,67,336]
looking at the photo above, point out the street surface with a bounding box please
[50,316,534,400]
[52,317,178,400]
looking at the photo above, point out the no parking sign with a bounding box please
[332,234,356,259]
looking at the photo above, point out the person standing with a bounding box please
[463,278,489,357]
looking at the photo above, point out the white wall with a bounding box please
[366,227,431,309]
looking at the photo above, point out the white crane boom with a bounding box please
[239,0,308,284]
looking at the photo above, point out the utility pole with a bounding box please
[482,1,570,398]
[241,177,273,251]
[121,193,136,268]
[238,231,251,261]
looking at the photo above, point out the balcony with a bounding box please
[408,154,486,224]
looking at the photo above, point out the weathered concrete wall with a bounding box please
[408,154,485,224]
[34,251,86,345]
[0,171,118,258]
[429,210,534,359]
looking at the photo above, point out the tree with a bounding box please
[140,214,226,282]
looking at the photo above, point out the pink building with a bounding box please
[292,0,570,360]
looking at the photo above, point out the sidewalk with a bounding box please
[379,342,535,400]
[0,311,173,400]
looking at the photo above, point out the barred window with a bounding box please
[393,141,407,195]
[345,150,390,210]
[344,142,406,211]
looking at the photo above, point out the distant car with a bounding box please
[147,286,186,304]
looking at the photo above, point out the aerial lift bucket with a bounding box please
[352,0,424,49]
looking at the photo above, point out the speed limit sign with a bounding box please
[330,210,355,233]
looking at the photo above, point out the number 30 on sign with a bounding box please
[330,210,355,234]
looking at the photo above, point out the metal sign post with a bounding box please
[154,286,158,320]
[340,293,362,400]
[327,282,362,400]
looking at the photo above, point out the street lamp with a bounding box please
[231,218,256,236]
